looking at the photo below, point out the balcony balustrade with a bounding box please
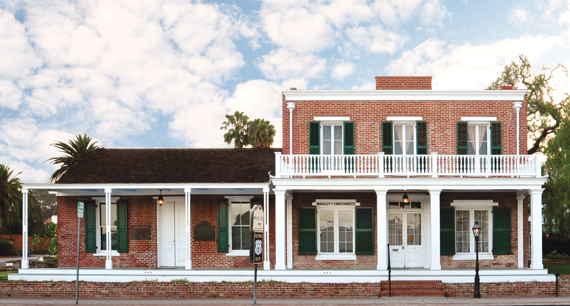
[274,152,544,178]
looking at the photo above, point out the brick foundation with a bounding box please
[1,277,568,299]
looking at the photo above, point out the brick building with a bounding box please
[15,76,552,295]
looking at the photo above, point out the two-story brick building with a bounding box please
[14,76,552,297]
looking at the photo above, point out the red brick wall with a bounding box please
[1,278,567,298]
[58,195,276,269]
[292,192,378,269]
[439,192,524,269]
[375,76,432,90]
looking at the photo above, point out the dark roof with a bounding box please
[56,148,281,184]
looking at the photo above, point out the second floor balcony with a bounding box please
[274,152,544,179]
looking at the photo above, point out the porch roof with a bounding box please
[55,148,281,184]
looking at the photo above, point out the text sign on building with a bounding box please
[312,199,360,207]
[250,205,264,233]
[77,201,84,219]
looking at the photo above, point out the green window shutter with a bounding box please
[217,199,229,253]
[493,207,511,255]
[440,207,455,255]
[416,121,428,155]
[309,122,320,154]
[84,200,97,253]
[298,208,317,255]
[490,122,502,155]
[382,121,393,154]
[117,200,129,253]
[343,121,355,154]
[457,122,468,155]
[355,207,374,255]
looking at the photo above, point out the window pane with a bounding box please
[388,214,402,245]
[111,204,117,227]
[394,125,403,155]
[479,126,487,155]
[407,213,421,245]
[455,210,470,253]
[100,204,106,227]
[334,126,342,140]
[232,226,242,250]
[475,210,489,252]
[323,126,331,141]
[100,203,118,251]
[231,203,250,250]
[468,126,476,155]
[319,210,334,253]
[338,210,353,253]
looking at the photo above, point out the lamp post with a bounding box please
[472,221,481,298]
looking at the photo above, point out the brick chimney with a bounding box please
[375,76,432,90]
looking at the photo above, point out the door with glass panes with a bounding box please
[388,210,423,268]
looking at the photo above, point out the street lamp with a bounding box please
[472,221,481,298]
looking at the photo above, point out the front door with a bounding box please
[388,212,424,268]
[158,200,186,267]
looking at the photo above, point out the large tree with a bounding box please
[248,118,276,148]
[47,134,100,183]
[220,111,250,148]
[490,55,570,238]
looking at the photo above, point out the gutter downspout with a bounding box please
[514,102,522,155]
[287,102,295,155]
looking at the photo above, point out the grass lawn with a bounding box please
[544,264,570,275]
[0,270,17,281]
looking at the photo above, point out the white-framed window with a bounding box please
[467,124,489,155]
[93,197,120,255]
[394,123,415,155]
[322,124,343,155]
[314,200,358,260]
[451,200,497,260]
[226,196,253,255]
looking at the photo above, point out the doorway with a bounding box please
[158,199,186,267]
[388,212,424,268]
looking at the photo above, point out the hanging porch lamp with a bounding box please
[158,188,164,206]
[401,190,409,209]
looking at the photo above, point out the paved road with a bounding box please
[1,297,570,305]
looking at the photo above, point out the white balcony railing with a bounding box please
[274,152,544,178]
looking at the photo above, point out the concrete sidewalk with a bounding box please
[1,296,570,305]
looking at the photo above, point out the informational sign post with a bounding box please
[249,205,264,305]
[76,201,84,304]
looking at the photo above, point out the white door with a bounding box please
[159,200,186,267]
[388,212,424,268]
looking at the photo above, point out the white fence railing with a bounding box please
[274,152,544,178]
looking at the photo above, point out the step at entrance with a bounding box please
[380,280,444,297]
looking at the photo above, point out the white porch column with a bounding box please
[185,188,192,270]
[429,189,442,270]
[21,189,29,269]
[274,189,286,270]
[286,192,293,269]
[375,189,387,270]
[105,189,113,269]
[517,194,525,268]
[263,188,271,270]
[530,188,544,270]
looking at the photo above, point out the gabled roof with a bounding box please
[55,148,281,184]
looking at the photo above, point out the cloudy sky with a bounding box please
[1,0,570,183]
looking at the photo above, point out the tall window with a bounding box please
[99,202,118,251]
[468,124,488,155]
[394,123,415,155]
[318,207,354,255]
[322,124,343,155]
[230,200,250,251]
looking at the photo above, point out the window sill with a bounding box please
[93,252,120,257]
[453,253,494,261]
[226,250,249,257]
[316,254,357,261]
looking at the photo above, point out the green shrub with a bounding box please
[49,236,58,255]
[0,238,16,256]
[546,250,570,260]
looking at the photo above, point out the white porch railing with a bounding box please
[274,152,544,178]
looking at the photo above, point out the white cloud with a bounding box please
[420,0,450,26]
[559,10,570,24]
[346,25,410,54]
[386,36,566,89]
[510,8,531,26]
[256,49,327,81]
[371,0,449,27]
[0,9,41,79]
[331,61,357,80]
[0,79,22,109]
[225,80,283,120]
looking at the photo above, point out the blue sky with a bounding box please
[1,0,569,183]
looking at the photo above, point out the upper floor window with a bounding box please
[309,120,354,155]
[382,120,427,155]
[457,119,502,155]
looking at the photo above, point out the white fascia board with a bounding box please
[22,183,271,192]
[283,90,528,102]
[271,177,546,191]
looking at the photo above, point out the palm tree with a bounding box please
[47,134,100,183]
[248,118,276,148]
[0,165,23,235]
[220,111,250,148]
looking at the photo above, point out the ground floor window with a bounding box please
[318,208,354,254]
[230,200,251,251]
[455,209,489,253]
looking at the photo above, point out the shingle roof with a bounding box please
[55,148,281,184]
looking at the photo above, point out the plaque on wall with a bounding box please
[194,220,215,241]
[131,225,151,240]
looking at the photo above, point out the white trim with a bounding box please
[316,254,357,261]
[224,196,254,201]
[94,252,120,257]
[387,116,423,121]
[460,116,497,122]
[226,250,249,257]
[314,116,350,121]
[453,254,494,261]
[283,89,528,102]
[451,200,498,208]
